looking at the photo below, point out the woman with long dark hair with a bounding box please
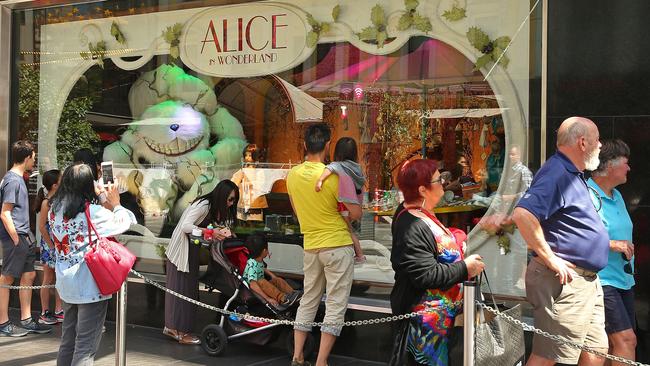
[163,179,239,344]
[48,164,136,365]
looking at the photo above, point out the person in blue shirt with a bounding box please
[588,139,636,364]
[49,164,136,365]
[513,117,609,366]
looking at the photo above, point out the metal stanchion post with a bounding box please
[115,282,127,366]
[463,280,477,366]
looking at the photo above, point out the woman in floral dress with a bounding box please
[389,159,485,366]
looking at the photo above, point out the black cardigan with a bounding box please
[390,204,469,315]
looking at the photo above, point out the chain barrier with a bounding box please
[475,300,647,366]
[2,269,644,366]
[129,268,460,327]
[0,284,56,290]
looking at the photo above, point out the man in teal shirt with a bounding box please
[588,139,636,364]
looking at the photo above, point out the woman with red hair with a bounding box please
[389,159,485,366]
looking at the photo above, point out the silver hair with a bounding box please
[557,120,590,147]
[592,157,626,177]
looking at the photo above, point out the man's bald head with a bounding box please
[557,117,598,147]
[556,116,602,171]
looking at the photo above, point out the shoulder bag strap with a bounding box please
[478,272,499,309]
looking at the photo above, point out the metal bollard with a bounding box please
[463,280,477,366]
[115,282,127,366]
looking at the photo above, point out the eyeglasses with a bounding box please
[431,176,446,185]
[587,186,602,212]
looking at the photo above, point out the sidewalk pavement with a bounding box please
[0,318,385,366]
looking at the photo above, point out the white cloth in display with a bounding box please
[241,168,290,203]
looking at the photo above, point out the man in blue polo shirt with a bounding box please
[513,117,609,366]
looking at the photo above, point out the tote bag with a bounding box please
[447,273,525,366]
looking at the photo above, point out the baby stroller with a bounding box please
[198,237,317,357]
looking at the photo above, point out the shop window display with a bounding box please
[12,0,535,298]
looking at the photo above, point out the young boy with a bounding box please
[242,234,301,309]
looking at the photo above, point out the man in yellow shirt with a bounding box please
[288,123,361,366]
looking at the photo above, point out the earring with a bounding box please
[421,198,426,208]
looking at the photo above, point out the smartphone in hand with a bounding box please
[101,161,114,186]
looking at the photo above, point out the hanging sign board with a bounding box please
[180,3,310,78]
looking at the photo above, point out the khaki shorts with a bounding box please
[525,258,608,364]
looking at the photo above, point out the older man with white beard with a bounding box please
[513,117,609,366]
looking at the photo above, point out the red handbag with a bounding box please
[84,204,136,295]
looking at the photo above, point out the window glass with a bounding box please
[12,0,541,298]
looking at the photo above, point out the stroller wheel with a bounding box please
[286,331,316,359]
[201,324,228,356]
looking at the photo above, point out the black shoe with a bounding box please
[0,321,28,337]
[20,317,52,334]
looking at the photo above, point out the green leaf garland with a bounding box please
[397,0,432,33]
[332,4,341,22]
[110,21,126,45]
[442,2,467,22]
[466,27,511,71]
[304,6,339,48]
[358,4,390,48]
[162,23,183,63]
[80,41,107,68]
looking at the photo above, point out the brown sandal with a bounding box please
[177,332,201,345]
[162,327,179,341]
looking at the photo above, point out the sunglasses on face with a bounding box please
[431,176,446,185]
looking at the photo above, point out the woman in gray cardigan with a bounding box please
[163,179,239,344]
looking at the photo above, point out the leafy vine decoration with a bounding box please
[442,1,467,22]
[397,0,432,33]
[162,23,183,64]
[305,5,340,48]
[111,21,126,44]
[466,27,511,71]
[80,41,107,68]
[358,4,391,48]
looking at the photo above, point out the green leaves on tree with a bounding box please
[442,2,467,22]
[162,23,183,64]
[111,21,126,45]
[358,4,390,48]
[397,0,432,33]
[80,41,107,68]
[466,27,511,71]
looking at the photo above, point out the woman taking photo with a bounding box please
[49,163,136,365]
[389,159,485,366]
[164,179,239,345]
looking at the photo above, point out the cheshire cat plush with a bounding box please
[103,64,247,225]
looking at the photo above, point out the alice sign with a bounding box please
[180,3,310,77]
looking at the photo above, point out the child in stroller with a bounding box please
[243,234,302,310]
[199,234,317,357]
